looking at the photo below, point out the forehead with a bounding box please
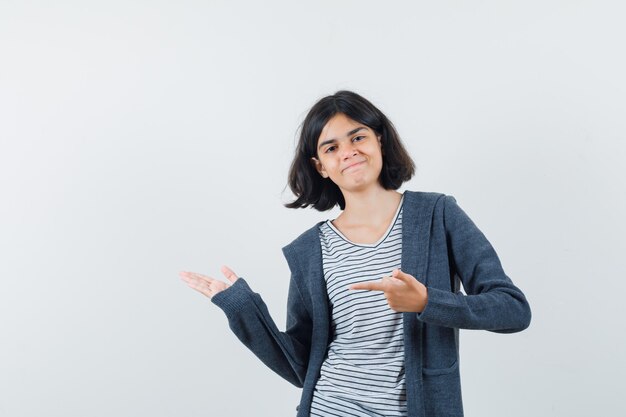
[317,113,369,144]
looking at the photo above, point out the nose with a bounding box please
[340,142,358,160]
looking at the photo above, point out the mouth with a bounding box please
[342,160,365,172]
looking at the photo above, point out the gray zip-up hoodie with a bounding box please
[212,191,531,417]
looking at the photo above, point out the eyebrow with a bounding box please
[317,127,368,150]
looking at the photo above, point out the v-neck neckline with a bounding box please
[326,192,405,248]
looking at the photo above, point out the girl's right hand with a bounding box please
[179,265,239,299]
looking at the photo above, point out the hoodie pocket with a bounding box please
[422,359,459,376]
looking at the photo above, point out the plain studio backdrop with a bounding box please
[1,1,624,416]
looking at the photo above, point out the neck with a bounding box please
[339,186,403,225]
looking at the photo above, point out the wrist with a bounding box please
[418,286,428,312]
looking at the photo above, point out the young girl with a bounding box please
[179,90,531,417]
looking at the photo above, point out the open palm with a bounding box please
[179,265,238,299]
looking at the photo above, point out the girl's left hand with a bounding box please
[349,268,428,313]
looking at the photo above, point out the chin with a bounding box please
[341,179,380,193]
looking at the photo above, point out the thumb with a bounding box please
[391,268,413,283]
[220,265,239,283]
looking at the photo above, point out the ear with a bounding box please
[310,157,328,178]
[378,135,384,154]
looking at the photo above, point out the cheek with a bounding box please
[321,157,336,169]
[373,148,384,166]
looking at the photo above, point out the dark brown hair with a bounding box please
[285,90,416,211]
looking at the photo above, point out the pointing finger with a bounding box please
[350,281,385,291]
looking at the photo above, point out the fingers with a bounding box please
[179,268,237,299]
[179,271,212,283]
[348,269,418,292]
[179,271,213,298]
[349,280,385,291]
[220,265,239,283]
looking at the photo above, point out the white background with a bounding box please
[1,1,625,416]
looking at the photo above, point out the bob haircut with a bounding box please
[285,90,416,211]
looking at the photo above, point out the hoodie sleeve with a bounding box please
[417,195,532,333]
[210,273,312,387]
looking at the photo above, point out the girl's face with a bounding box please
[312,113,384,194]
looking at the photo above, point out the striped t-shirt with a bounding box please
[310,195,407,417]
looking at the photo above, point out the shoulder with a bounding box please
[284,221,324,249]
[281,221,324,270]
[402,189,450,212]
[409,191,483,233]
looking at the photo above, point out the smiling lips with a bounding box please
[342,160,366,172]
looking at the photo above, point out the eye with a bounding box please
[352,135,365,142]
[324,145,337,153]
